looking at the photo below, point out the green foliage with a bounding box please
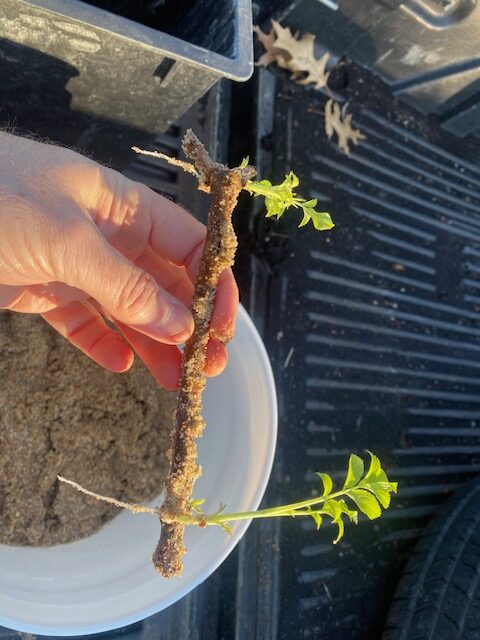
[184,453,397,545]
[316,472,333,496]
[189,498,206,514]
[244,170,334,231]
[343,453,364,489]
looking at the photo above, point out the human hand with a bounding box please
[0,132,238,389]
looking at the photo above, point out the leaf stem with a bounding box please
[172,488,352,527]
[244,180,293,201]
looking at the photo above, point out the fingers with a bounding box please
[145,240,238,345]
[116,323,182,391]
[42,300,134,373]
[0,283,87,314]
[60,226,194,345]
[151,212,239,342]
[140,185,239,341]
[183,243,239,343]
[205,338,228,377]
[135,248,194,310]
[137,249,234,362]
[137,247,237,343]
[90,172,239,344]
[118,322,228,389]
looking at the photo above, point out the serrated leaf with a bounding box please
[364,451,384,482]
[343,454,365,490]
[316,472,333,496]
[362,452,393,491]
[368,486,391,509]
[298,204,334,231]
[356,452,397,508]
[365,481,398,508]
[349,489,382,520]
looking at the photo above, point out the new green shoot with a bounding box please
[176,451,396,541]
[59,452,397,544]
[243,163,334,232]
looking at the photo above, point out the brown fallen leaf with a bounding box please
[253,24,288,68]
[254,20,330,90]
[324,99,365,155]
[271,20,330,89]
[253,22,366,155]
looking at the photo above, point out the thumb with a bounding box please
[62,230,194,344]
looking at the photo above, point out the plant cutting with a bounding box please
[60,130,396,578]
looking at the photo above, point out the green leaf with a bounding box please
[337,499,358,524]
[343,454,365,490]
[284,171,299,189]
[244,171,333,232]
[298,210,311,228]
[368,485,392,509]
[299,203,335,231]
[321,498,359,543]
[240,156,250,168]
[190,498,206,514]
[316,472,333,496]
[365,481,398,508]
[265,197,286,219]
[363,451,385,483]
[348,489,382,520]
[309,510,323,530]
[219,522,233,535]
[359,451,397,508]
[254,178,273,188]
[322,500,345,543]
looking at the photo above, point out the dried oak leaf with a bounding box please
[253,24,289,68]
[325,99,366,156]
[271,20,330,89]
[254,20,330,90]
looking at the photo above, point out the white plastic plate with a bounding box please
[0,306,277,636]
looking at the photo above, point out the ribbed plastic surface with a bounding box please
[239,65,480,639]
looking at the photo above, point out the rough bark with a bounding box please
[153,131,254,577]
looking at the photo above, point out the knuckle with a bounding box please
[118,271,158,320]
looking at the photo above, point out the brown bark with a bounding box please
[153,132,255,577]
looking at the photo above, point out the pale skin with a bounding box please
[0,132,238,389]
